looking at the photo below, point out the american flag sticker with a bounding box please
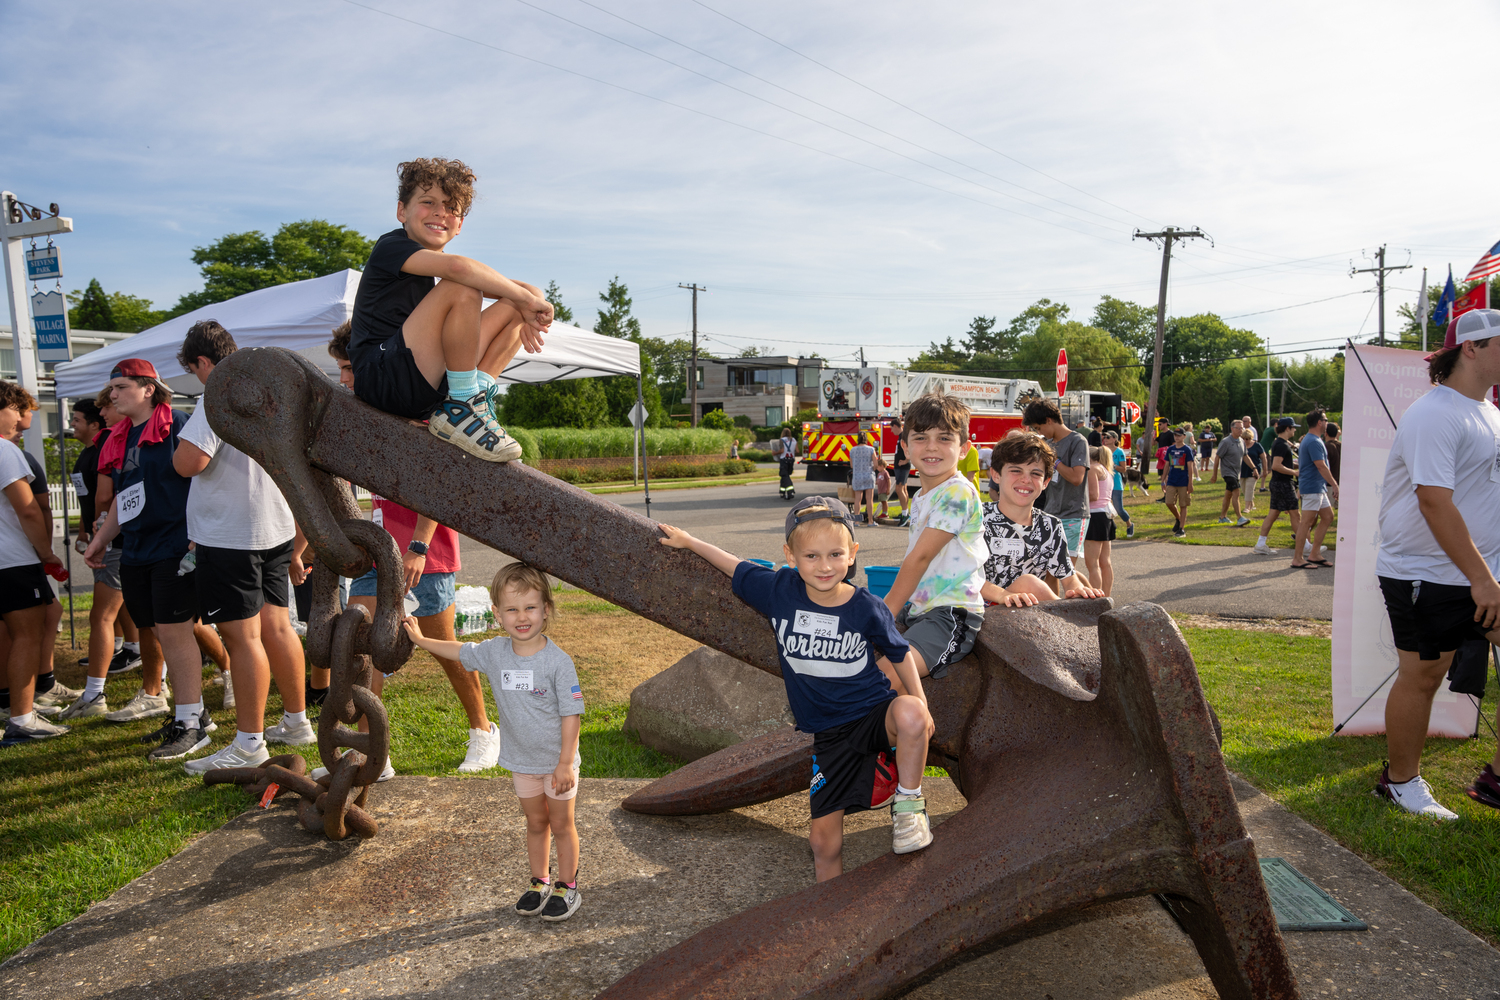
[571,684,583,700]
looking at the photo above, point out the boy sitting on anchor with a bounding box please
[349,157,553,462]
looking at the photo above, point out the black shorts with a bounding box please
[350,332,448,420]
[121,556,199,629]
[810,699,898,820]
[195,540,294,624]
[1269,480,1298,511]
[1223,475,1241,492]
[1379,577,1496,661]
[895,604,981,679]
[892,466,910,485]
[1085,510,1116,542]
[0,563,54,615]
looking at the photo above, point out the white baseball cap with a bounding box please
[1444,308,1500,349]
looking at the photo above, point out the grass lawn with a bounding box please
[1119,481,1338,550]
[1187,624,1500,945]
[5,602,1494,961]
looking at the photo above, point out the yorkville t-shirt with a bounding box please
[181,396,296,550]
[732,562,908,733]
[459,635,584,774]
[904,473,987,615]
[1164,444,1195,487]
[349,228,434,355]
[980,503,1074,589]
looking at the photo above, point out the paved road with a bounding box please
[447,481,1333,621]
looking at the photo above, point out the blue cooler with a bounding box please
[864,565,900,597]
[747,558,776,570]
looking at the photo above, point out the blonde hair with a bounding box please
[1092,445,1114,474]
[489,563,556,633]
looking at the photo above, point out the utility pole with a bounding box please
[2,192,73,459]
[1132,226,1205,468]
[1250,337,1286,429]
[859,346,865,367]
[1351,245,1411,347]
[679,283,706,427]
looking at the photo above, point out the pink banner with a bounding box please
[1332,345,1479,737]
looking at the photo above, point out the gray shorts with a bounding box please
[896,604,982,679]
[93,543,122,592]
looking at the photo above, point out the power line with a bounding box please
[1223,290,1369,318]
[688,0,1161,228]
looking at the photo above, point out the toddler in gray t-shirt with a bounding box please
[403,563,586,923]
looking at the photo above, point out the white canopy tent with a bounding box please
[52,268,640,400]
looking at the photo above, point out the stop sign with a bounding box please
[1055,348,1068,400]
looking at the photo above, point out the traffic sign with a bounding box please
[25,245,60,281]
[1124,401,1142,424]
[629,400,648,430]
[1055,348,1068,399]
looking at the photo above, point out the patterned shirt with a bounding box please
[980,503,1074,589]
[904,473,987,615]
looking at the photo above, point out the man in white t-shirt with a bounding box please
[0,401,68,745]
[1373,308,1500,820]
[169,321,314,773]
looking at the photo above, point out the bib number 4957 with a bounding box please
[117,482,146,524]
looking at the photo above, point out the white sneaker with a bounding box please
[311,751,395,782]
[183,741,270,774]
[104,687,171,722]
[265,715,317,745]
[891,792,934,854]
[428,391,524,462]
[221,675,236,710]
[57,691,110,720]
[1374,767,1459,821]
[34,681,84,713]
[458,723,501,773]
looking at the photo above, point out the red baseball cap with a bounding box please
[108,358,172,394]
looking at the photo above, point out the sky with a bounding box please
[5,0,1498,369]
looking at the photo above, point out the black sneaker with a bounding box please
[146,720,211,761]
[107,647,143,675]
[539,881,581,922]
[515,878,551,916]
[1126,523,1135,539]
[305,682,328,708]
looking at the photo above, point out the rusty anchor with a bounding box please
[203,347,1300,999]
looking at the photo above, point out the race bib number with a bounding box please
[117,482,146,524]
[793,610,840,638]
[990,537,1024,561]
[372,506,384,527]
[70,472,88,496]
[1051,470,1060,483]
[499,669,534,692]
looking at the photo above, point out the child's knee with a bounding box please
[890,695,928,735]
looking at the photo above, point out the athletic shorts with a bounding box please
[897,604,982,679]
[1223,475,1241,492]
[513,761,581,801]
[349,567,455,618]
[1269,480,1298,511]
[350,331,448,421]
[810,698,898,820]
[892,466,910,485]
[195,540,294,624]
[1085,510,1116,542]
[121,556,198,629]
[1379,577,1496,661]
[93,542,122,592]
[1061,517,1086,556]
[1164,484,1192,507]
[1300,491,1331,512]
[1200,443,1212,460]
[0,563,54,615]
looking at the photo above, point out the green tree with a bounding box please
[69,279,114,330]
[1000,299,1070,355]
[1091,295,1157,360]
[171,220,374,315]
[544,280,574,324]
[641,336,696,410]
[67,281,168,332]
[909,337,968,370]
[700,409,733,431]
[1004,320,1146,400]
[592,277,665,427]
[1152,313,1262,375]
[960,315,999,355]
[498,378,610,428]
[1159,365,1227,425]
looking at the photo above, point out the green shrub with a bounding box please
[509,426,540,465]
[732,414,753,428]
[550,458,756,484]
[700,409,733,431]
[530,427,732,460]
[740,448,774,462]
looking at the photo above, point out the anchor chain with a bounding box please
[202,464,413,841]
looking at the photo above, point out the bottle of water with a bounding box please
[177,549,197,577]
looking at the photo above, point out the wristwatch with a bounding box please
[407,540,429,556]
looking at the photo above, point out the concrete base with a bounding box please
[4,775,1497,999]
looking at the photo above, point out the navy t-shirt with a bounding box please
[1164,444,1195,487]
[731,562,909,733]
[112,411,191,567]
[350,228,433,356]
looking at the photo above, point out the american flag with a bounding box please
[1464,238,1500,282]
[571,684,583,701]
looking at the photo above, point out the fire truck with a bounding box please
[801,367,1130,482]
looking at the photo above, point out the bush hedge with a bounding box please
[552,458,756,484]
[529,427,732,460]
[740,448,775,462]
[508,426,540,466]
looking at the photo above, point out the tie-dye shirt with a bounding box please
[904,473,987,616]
